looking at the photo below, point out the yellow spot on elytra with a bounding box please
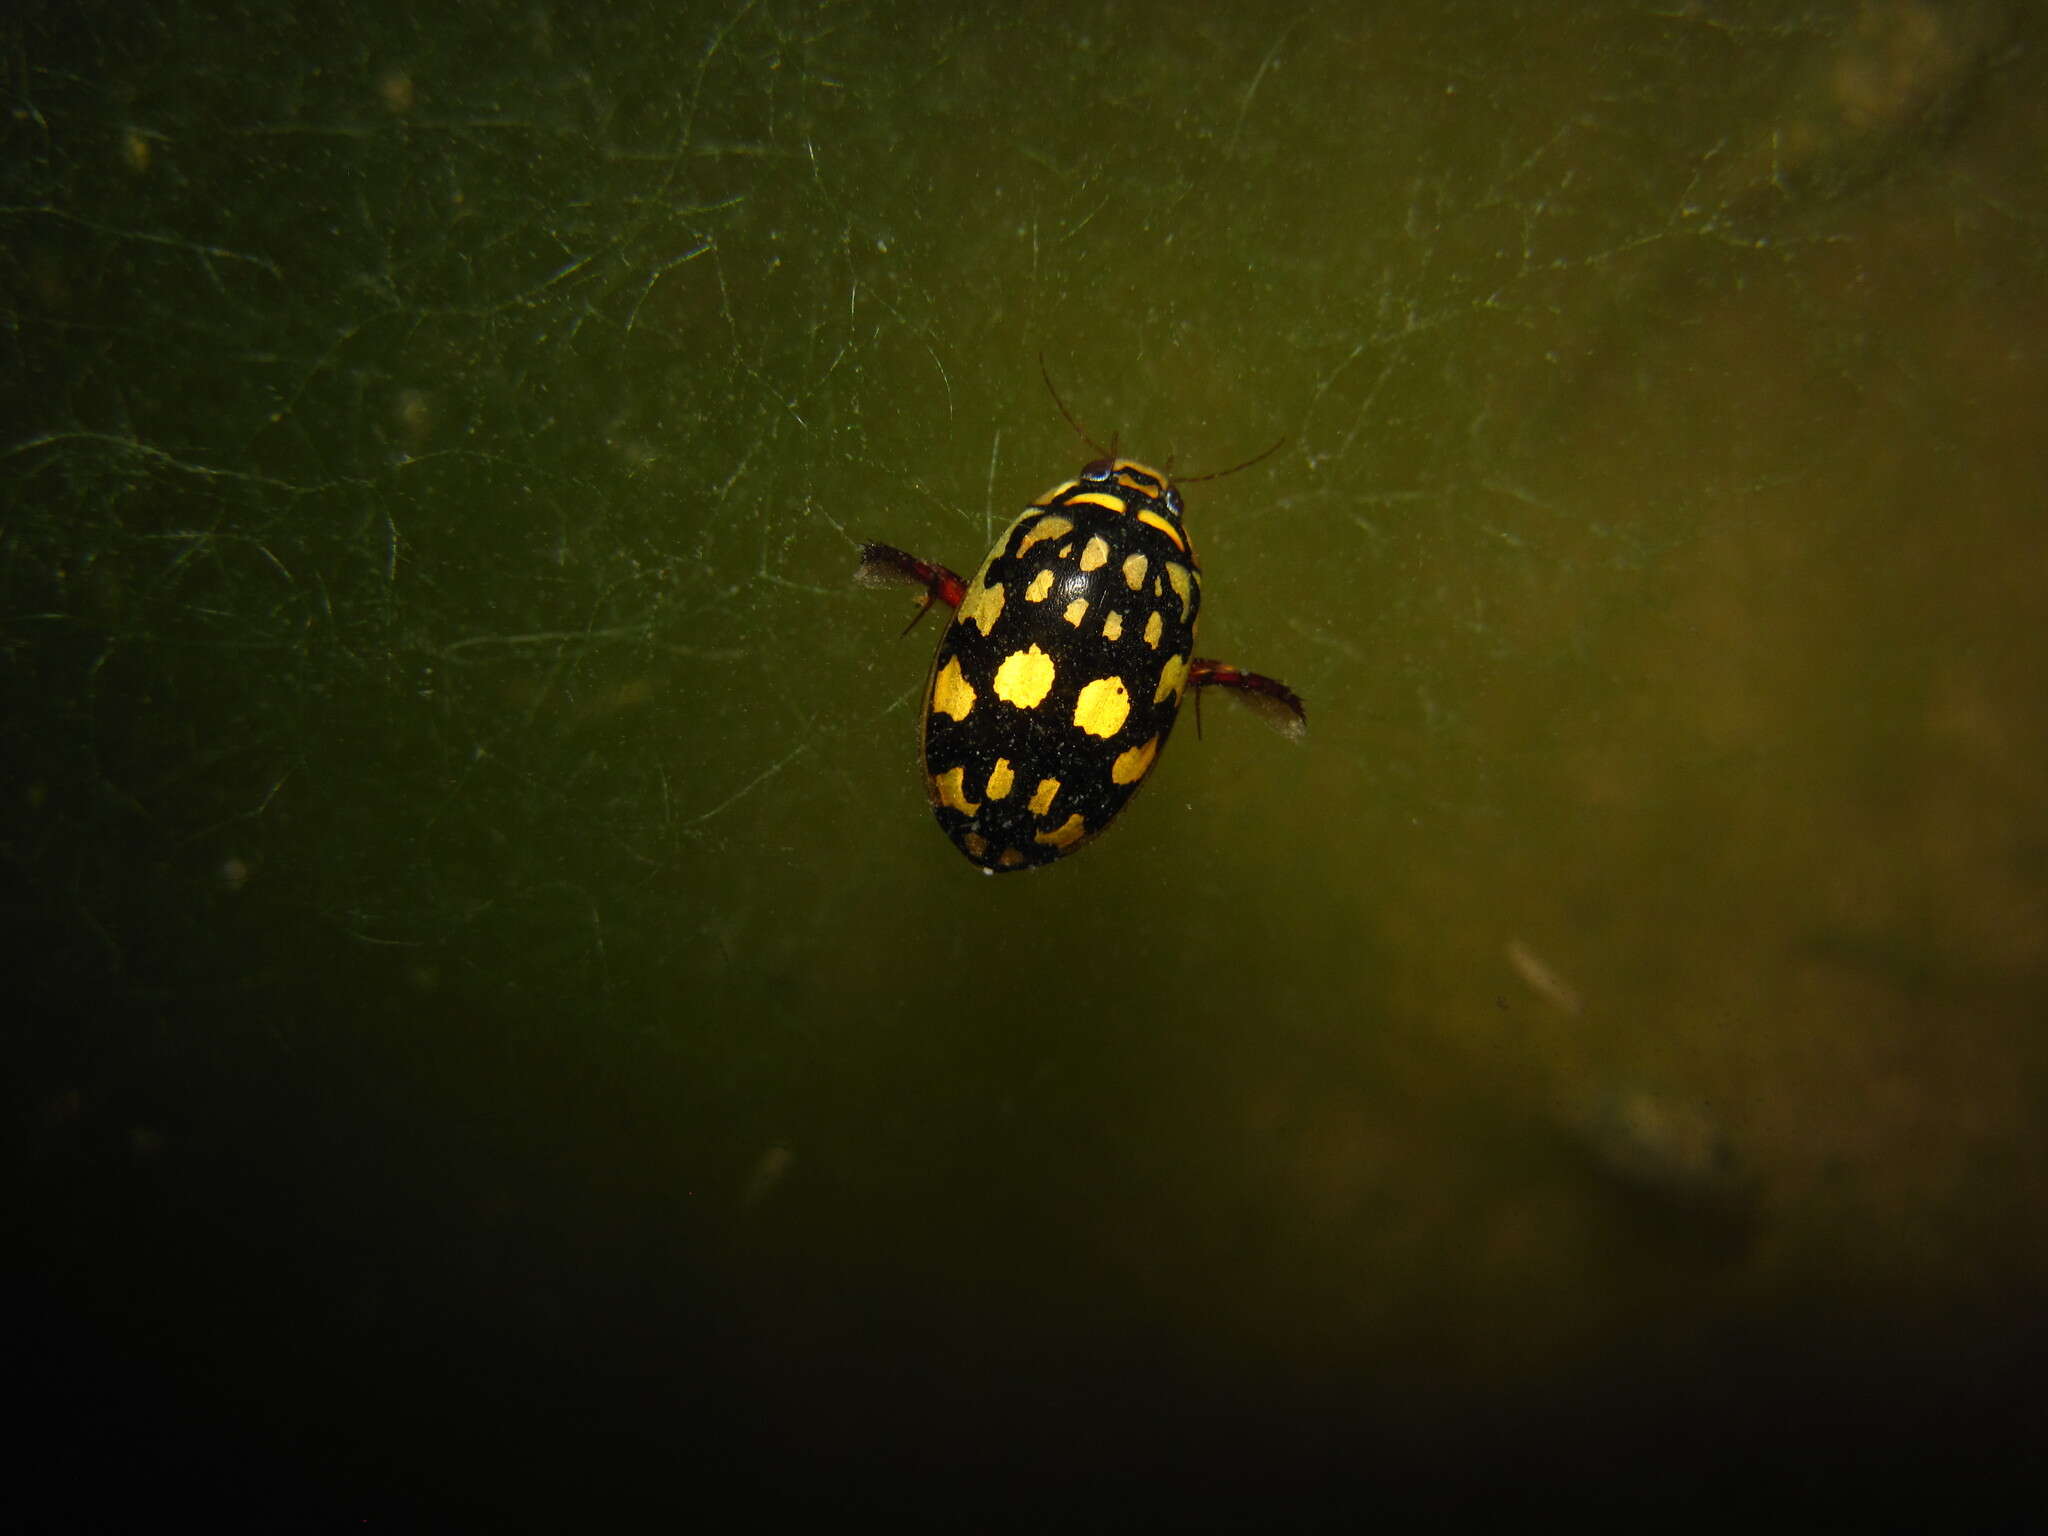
[1028,778,1061,815]
[960,578,1005,637]
[1035,813,1088,850]
[986,758,1015,800]
[1155,655,1190,704]
[934,764,981,814]
[1102,611,1124,642]
[1017,514,1073,556]
[1058,543,1072,558]
[992,645,1056,709]
[931,655,976,721]
[1062,597,1088,627]
[1079,535,1111,572]
[1111,734,1160,785]
[998,847,1028,868]
[1143,611,1164,649]
[1136,509,1185,551]
[1122,552,1148,591]
[1072,676,1131,739]
[1068,491,1126,514]
[1025,568,1055,602]
[1164,562,1194,621]
[962,831,989,858]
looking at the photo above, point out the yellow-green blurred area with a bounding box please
[5,0,2043,1523]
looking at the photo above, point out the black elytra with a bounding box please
[860,455,1304,873]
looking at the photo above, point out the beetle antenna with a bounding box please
[1177,434,1288,485]
[1039,353,1113,461]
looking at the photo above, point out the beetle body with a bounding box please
[862,457,1302,873]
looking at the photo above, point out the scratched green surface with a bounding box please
[5,0,2043,1521]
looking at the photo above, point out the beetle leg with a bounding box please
[1189,658,1308,736]
[857,543,968,634]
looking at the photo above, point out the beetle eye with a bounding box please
[1080,458,1115,482]
[1164,485,1184,517]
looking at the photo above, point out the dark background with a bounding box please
[6,1,2044,1525]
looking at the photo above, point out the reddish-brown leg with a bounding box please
[1189,658,1308,732]
[858,543,967,634]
